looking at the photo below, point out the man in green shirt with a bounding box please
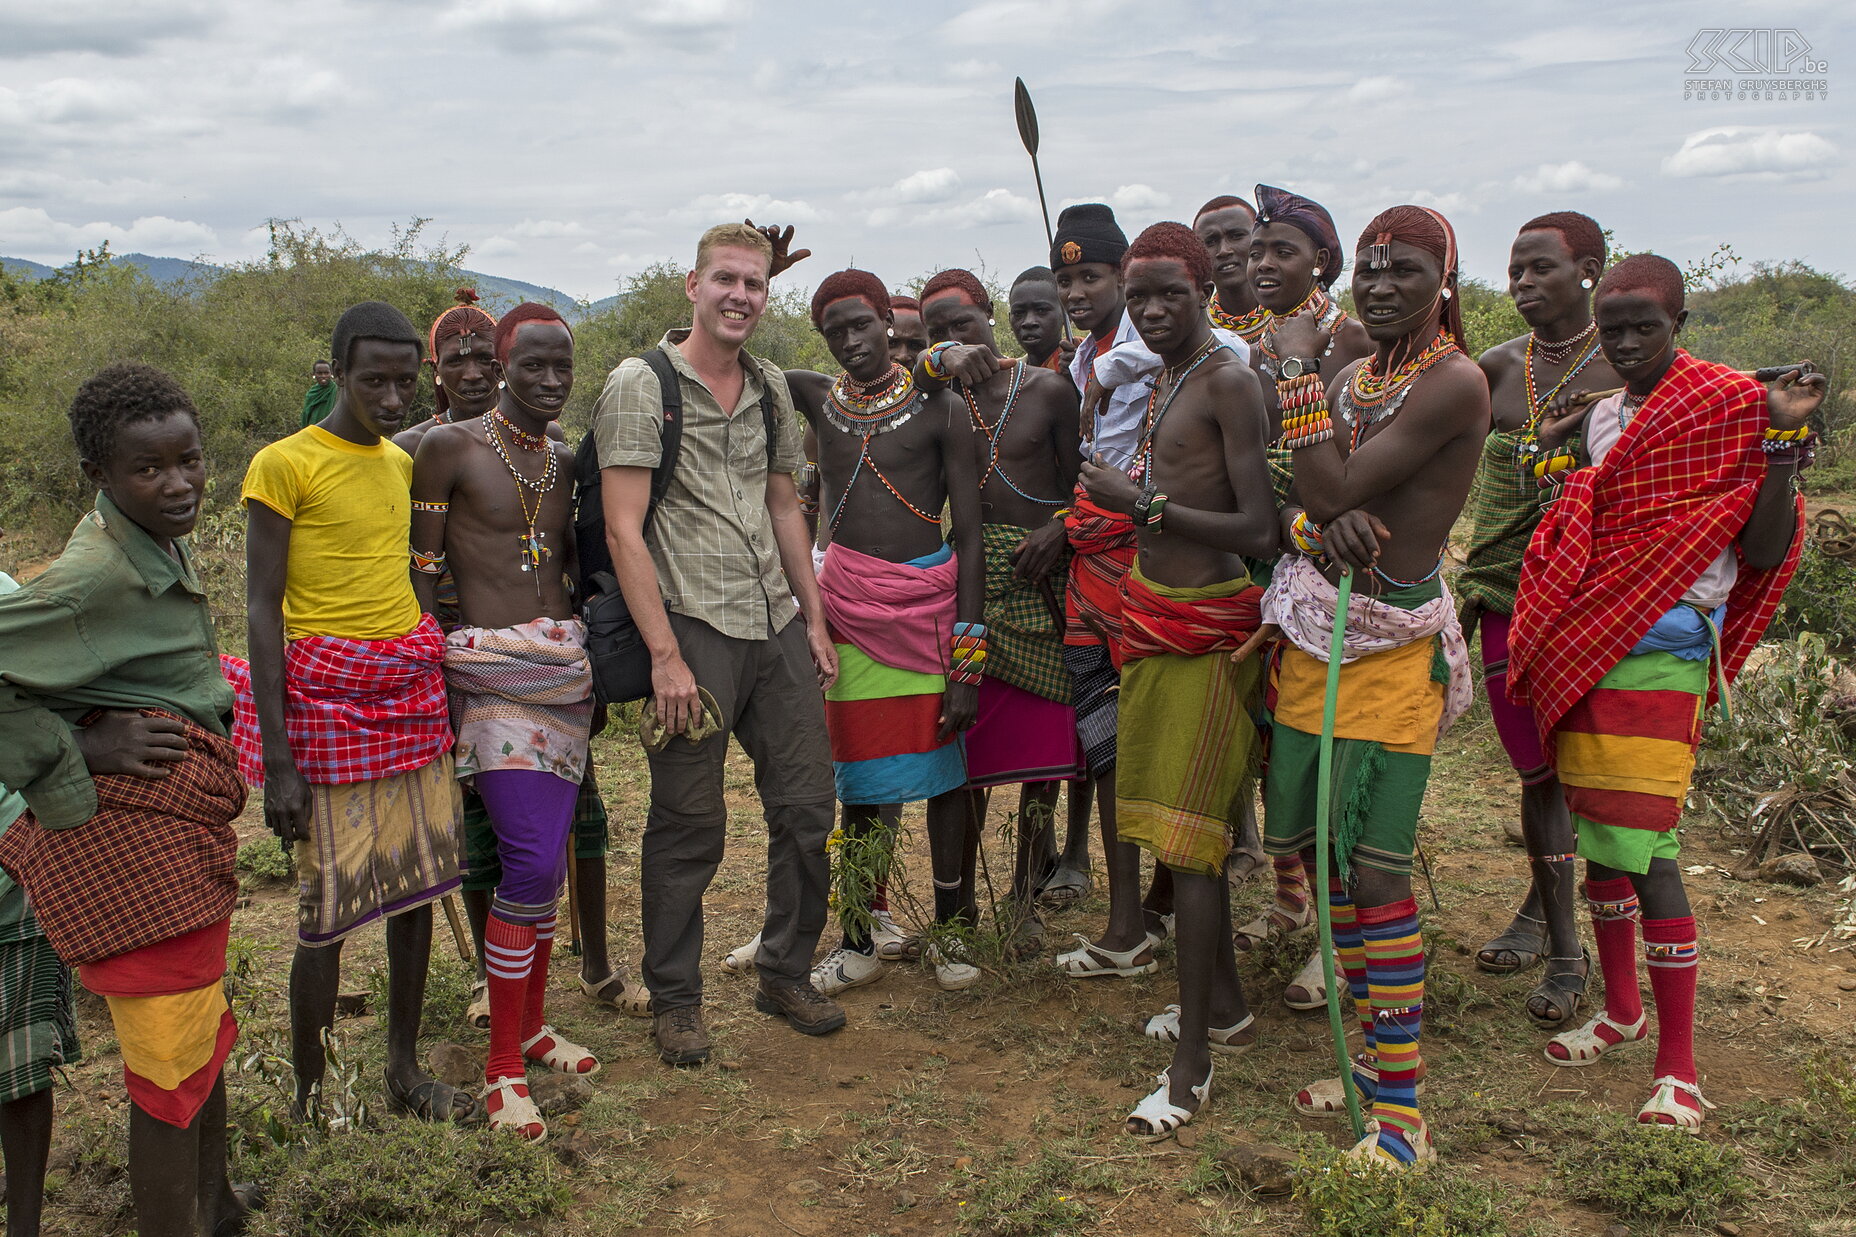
[0,364,255,1237]
[300,358,337,430]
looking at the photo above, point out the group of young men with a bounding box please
[0,184,1825,1230]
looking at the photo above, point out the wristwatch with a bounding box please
[1279,357,1321,379]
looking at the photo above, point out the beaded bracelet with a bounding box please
[411,546,447,575]
[1289,511,1325,557]
[1763,425,1812,443]
[922,341,958,381]
[1763,439,1817,467]
[1280,415,1335,449]
[411,499,450,514]
[949,625,989,686]
[1276,373,1325,415]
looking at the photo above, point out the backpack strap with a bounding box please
[640,348,684,535]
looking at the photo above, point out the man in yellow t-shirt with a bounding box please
[241,301,470,1123]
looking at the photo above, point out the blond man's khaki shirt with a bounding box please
[592,330,806,641]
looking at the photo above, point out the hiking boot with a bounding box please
[811,945,886,995]
[653,1004,710,1067]
[754,979,847,1036]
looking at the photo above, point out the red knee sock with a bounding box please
[522,911,557,1043]
[1273,855,1310,924]
[1642,916,1699,1088]
[1586,876,1644,1031]
[484,913,536,1085]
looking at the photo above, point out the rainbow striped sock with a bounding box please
[1328,881,1376,1100]
[1360,897,1425,1163]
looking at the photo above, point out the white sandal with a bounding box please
[521,1025,601,1076]
[1234,903,1315,953]
[1293,1055,1427,1117]
[580,968,652,1018]
[1282,949,1329,1010]
[1141,1004,1255,1056]
[465,978,491,1031]
[1055,934,1158,979]
[1544,1010,1648,1067]
[483,1075,546,1142]
[721,933,761,975]
[1125,1065,1212,1141]
[1346,1117,1436,1167]
[1638,1075,1715,1130]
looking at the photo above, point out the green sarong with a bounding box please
[981,522,1071,703]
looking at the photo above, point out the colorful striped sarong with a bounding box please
[1558,650,1706,874]
[297,755,462,946]
[1115,569,1265,876]
[1063,491,1137,662]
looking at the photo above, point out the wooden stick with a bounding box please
[441,893,472,964]
[564,833,581,957]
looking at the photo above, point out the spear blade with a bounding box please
[1014,76,1040,157]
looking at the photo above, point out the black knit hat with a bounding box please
[1050,203,1128,270]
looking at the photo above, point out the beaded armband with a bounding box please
[949,622,989,687]
[1288,511,1325,557]
[1277,374,1334,449]
[411,546,447,575]
[1762,432,1818,467]
[922,341,958,382]
[411,499,450,514]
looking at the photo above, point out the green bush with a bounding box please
[1292,1148,1516,1237]
[236,836,293,884]
[1770,534,1856,649]
[1555,1114,1745,1224]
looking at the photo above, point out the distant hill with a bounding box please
[1,252,622,318]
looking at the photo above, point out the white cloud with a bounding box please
[1661,128,1839,180]
[0,78,146,126]
[848,168,962,206]
[1347,76,1408,104]
[0,2,214,58]
[1513,160,1623,195]
[512,218,594,239]
[1058,185,1172,216]
[865,188,1037,231]
[0,207,217,259]
[443,0,745,52]
[669,193,824,225]
[475,235,520,259]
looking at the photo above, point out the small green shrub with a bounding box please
[1292,1148,1513,1237]
[948,1139,1126,1236]
[236,836,294,885]
[368,954,476,1034]
[1556,1113,1746,1224]
[1770,535,1856,649]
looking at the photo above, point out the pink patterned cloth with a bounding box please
[1260,553,1472,739]
[442,617,593,785]
[816,542,958,674]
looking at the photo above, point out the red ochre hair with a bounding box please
[890,294,921,313]
[810,269,891,329]
[1122,221,1214,288]
[920,268,991,311]
[1595,253,1685,318]
[1519,211,1607,267]
[1194,194,1255,221]
[493,302,571,364]
[428,288,497,361]
[1359,204,1465,353]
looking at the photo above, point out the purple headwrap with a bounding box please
[1253,184,1343,288]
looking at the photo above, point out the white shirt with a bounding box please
[1091,329,1253,394]
[1584,392,1738,609]
[1068,312,1144,471]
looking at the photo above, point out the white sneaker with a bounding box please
[929,943,980,991]
[722,932,762,975]
[811,946,887,995]
[871,910,914,961]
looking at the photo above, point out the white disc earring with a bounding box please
[1581,278,1594,289]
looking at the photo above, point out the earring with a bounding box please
[1312,266,1322,277]
[1441,288,1452,299]
[886,327,895,337]
[988,317,996,326]
[1580,278,1594,289]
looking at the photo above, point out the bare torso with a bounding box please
[795,381,964,564]
[1479,334,1620,433]
[963,361,1081,530]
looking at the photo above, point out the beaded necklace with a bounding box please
[485,408,558,595]
[1530,320,1596,364]
[1256,287,1346,382]
[1208,292,1269,343]
[962,360,1060,506]
[1130,337,1225,485]
[1523,330,1603,417]
[1335,329,1459,450]
[826,367,942,534]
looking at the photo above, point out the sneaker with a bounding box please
[721,932,762,975]
[871,910,916,961]
[929,942,981,991]
[754,979,847,1036]
[653,1005,710,1068]
[810,945,887,995]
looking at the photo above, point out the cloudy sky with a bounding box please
[1,0,1845,302]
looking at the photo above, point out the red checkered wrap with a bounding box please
[0,716,242,966]
[1119,571,1265,664]
[1064,485,1138,661]
[1508,351,1803,742]
[223,613,453,787]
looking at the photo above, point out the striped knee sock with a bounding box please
[1273,855,1310,925]
[484,913,536,1085]
[1360,897,1426,1163]
[1588,876,1644,1030]
[1328,881,1376,1095]
[1643,916,1700,1117]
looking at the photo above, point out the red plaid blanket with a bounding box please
[1064,486,1138,661]
[0,715,242,966]
[1508,351,1802,739]
[1119,570,1264,664]
[223,612,452,787]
